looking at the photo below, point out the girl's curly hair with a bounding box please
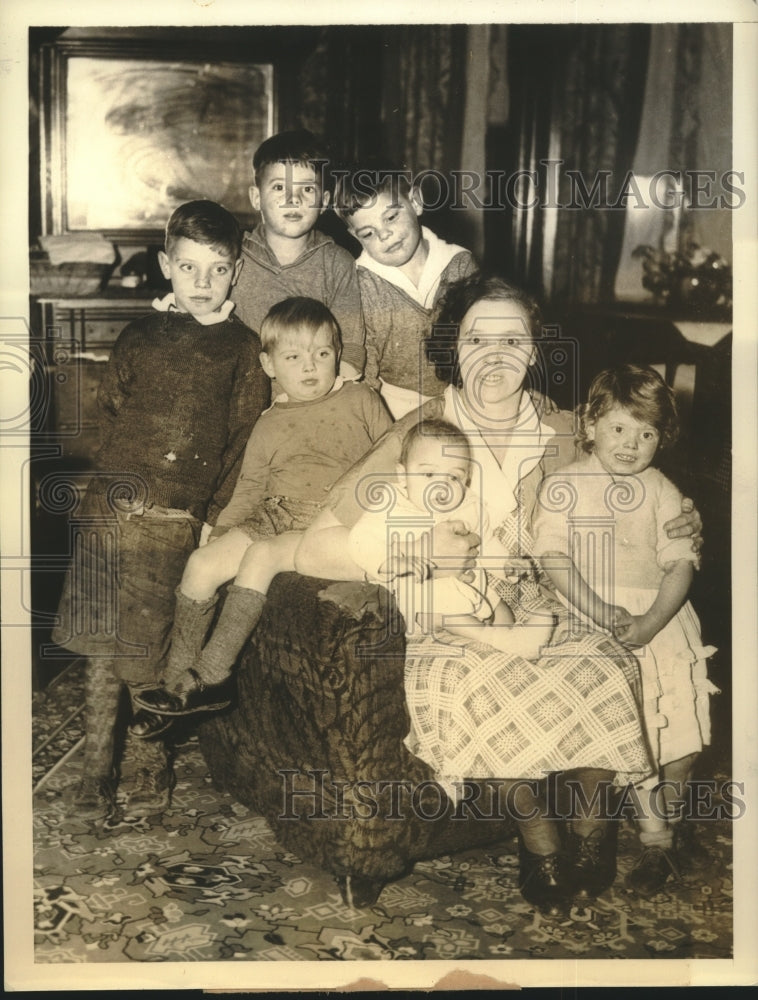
[577,363,680,453]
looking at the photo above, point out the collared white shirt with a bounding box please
[356,226,468,309]
[152,292,235,326]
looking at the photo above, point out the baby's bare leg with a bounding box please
[181,528,253,600]
[483,613,556,660]
[491,600,515,626]
[234,531,303,593]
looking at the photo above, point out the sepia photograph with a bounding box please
[3,0,756,991]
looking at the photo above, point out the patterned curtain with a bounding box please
[296,27,384,165]
[667,25,704,182]
[296,25,468,248]
[378,25,468,175]
[501,25,650,304]
[669,24,731,261]
[296,25,467,177]
[552,25,650,304]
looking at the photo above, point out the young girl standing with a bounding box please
[533,363,718,897]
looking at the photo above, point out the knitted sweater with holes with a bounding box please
[94,308,269,524]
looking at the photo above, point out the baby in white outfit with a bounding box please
[349,418,555,658]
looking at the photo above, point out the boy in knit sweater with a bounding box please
[129,297,392,738]
[232,129,366,381]
[51,200,269,820]
[334,165,477,419]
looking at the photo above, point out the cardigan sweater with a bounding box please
[94,308,269,524]
[232,224,366,374]
[532,452,698,594]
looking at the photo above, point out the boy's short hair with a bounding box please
[259,296,342,354]
[400,418,472,469]
[253,129,331,189]
[333,158,414,222]
[164,200,242,259]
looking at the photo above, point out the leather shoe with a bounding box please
[129,708,176,740]
[568,823,618,900]
[518,841,573,916]
[626,845,680,897]
[133,670,232,717]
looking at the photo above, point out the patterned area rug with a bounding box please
[33,663,734,965]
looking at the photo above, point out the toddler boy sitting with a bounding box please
[334,164,477,417]
[130,297,392,739]
[233,128,365,381]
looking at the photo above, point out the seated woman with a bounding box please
[295,274,702,914]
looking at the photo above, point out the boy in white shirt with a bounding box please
[334,165,477,418]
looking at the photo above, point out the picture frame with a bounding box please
[39,36,275,241]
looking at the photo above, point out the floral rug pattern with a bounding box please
[33,663,734,964]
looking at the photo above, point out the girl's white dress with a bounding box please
[532,451,718,770]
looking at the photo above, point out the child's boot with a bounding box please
[129,588,220,736]
[671,817,712,871]
[124,734,174,817]
[626,828,680,897]
[134,585,266,720]
[70,657,122,819]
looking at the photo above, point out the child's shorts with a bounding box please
[236,496,324,541]
[50,484,202,685]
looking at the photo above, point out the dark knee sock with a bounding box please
[82,657,123,778]
[163,588,218,689]
[190,585,267,687]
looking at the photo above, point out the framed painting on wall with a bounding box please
[40,37,275,240]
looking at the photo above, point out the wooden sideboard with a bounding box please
[33,291,159,467]
[29,291,163,684]
[553,302,731,485]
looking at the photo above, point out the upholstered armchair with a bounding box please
[198,572,516,907]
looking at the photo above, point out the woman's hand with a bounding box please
[663,497,703,554]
